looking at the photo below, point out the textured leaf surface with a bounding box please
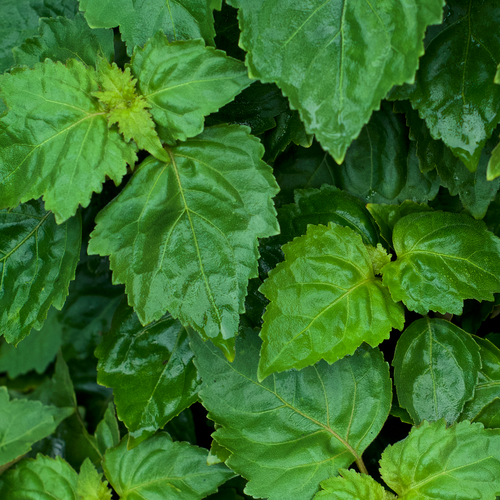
[95,301,199,448]
[0,59,137,222]
[191,329,392,500]
[0,0,79,72]
[0,199,81,344]
[80,0,221,54]
[316,469,395,500]
[131,33,251,144]
[393,317,481,424]
[0,387,70,467]
[392,0,500,171]
[13,13,114,68]
[259,223,404,378]
[89,125,279,355]
[379,420,500,499]
[460,336,500,422]
[227,0,444,163]
[77,459,112,500]
[381,211,500,315]
[103,433,233,500]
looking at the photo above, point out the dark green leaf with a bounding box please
[393,317,481,424]
[259,223,404,378]
[473,398,500,428]
[381,211,500,315]
[95,301,199,448]
[191,329,392,500]
[13,13,114,68]
[0,200,81,344]
[227,0,444,163]
[89,125,279,357]
[94,403,120,455]
[103,433,233,500]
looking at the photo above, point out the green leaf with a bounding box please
[379,419,500,499]
[258,223,404,379]
[103,433,233,500]
[473,398,500,428]
[77,459,112,500]
[190,328,392,500]
[391,0,500,172]
[0,59,137,223]
[0,0,79,72]
[13,13,114,68]
[131,33,252,144]
[381,211,500,315]
[95,301,199,448]
[487,140,500,180]
[315,469,395,500]
[80,0,221,54]
[460,336,500,422]
[0,387,71,467]
[89,125,279,356]
[0,199,81,344]
[0,307,62,378]
[393,317,481,424]
[227,0,444,163]
[94,403,120,455]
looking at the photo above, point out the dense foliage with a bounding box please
[1,1,500,499]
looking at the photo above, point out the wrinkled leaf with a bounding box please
[131,33,251,144]
[381,211,500,315]
[259,223,404,379]
[0,199,81,344]
[191,328,392,500]
[95,301,199,448]
[89,125,279,356]
[13,13,114,68]
[103,433,233,500]
[379,419,500,499]
[227,0,444,163]
[0,59,137,223]
[393,317,481,424]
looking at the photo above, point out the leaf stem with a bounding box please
[355,456,368,475]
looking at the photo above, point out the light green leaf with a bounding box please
[13,13,114,68]
[259,223,404,379]
[0,387,71,467]
[89,125,279,357]
[80,0,221,54]
[190,329,392,500]
[0,199,81,344]
[0,0,79,72]
[131,33,251,144]
[94,403,120,455]
[315,469,395,500]
[393,317,481,425]
[0,59,137,223]
[77,459,112,500]
[487,141,500,180]
[460,336,500,422]
[379,420,500,500]
[95,301,199,448]
[0,307,62,378]
[391,0,500,172]
[381,211,500,315]
[366,244,391,276]
[103,433,233,500]
[227,0,444,163]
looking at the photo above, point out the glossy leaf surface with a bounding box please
[0,200,81,344]
[460,336,500,421]
[13,13,114,68]
[0,60,137,223]
[89,125,279,354]
[191,329,392,500]
[393,317,481,424]
[131,33,251,144]
[315,469,395,500]
[379,420,500,499]
[95,301,199,448]
[381,211,500,315]
[392,0,500,171]
[103,433,233,500]
[259,223,404,378]
[227,0,443,163]
[80,0,221,54]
